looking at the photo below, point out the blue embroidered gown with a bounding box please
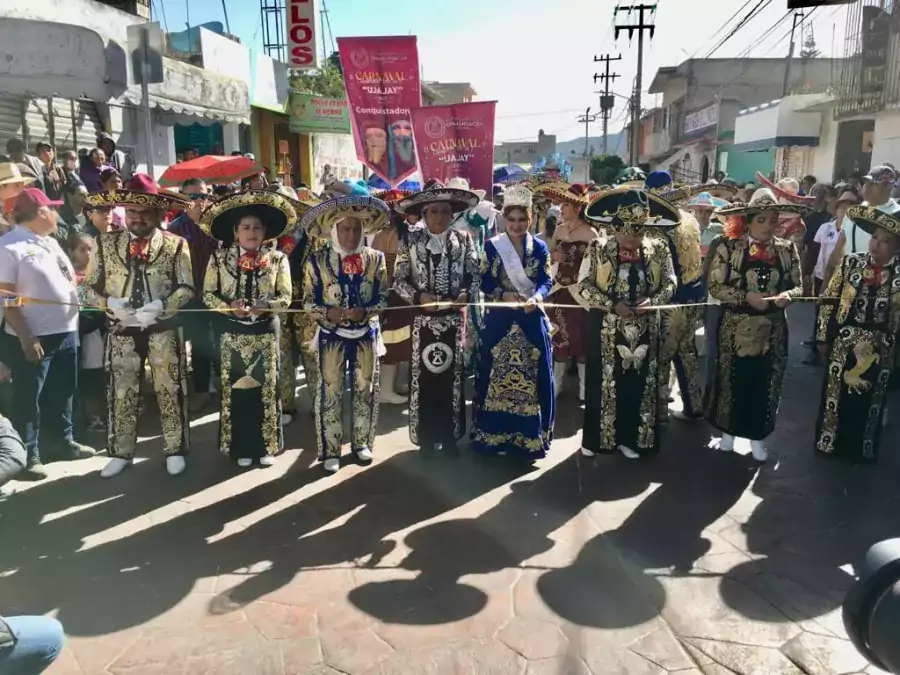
[471,234,555,459]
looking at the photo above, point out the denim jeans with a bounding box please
[6,331,78,463]
[0,616,65,674]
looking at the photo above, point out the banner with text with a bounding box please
[337,35,421,187]
[411,101,496,195]
[288,93,351,134]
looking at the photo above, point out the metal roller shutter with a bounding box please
[54,99,104,153]
[24,98,51,150]
[0,95,25,152]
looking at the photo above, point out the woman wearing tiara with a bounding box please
[471,185,555,460]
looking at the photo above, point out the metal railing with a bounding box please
[836,0,899,117]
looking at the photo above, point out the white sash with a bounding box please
[491,233,536,298]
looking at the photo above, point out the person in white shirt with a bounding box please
[0,188,96,479]
[843,165,900,255]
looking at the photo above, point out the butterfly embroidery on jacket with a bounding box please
[617,324,649,370]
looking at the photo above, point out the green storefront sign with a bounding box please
[288,93,351,134]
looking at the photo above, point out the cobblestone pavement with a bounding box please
[1,306,898,675]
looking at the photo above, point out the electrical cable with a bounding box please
[690,0,756,59]
[705,0,773,58]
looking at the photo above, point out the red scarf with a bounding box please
[342,254,364,276]
[863,264,889,287]
[129,237,150,262]
[238,250,268,272]
[748,242,777,265]
[619,248,640,263]
[278,235,296,257]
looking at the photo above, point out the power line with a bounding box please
[690,0,755,58]
[705,0,773,58]
[151,0,170,32]
[497,108,584,119]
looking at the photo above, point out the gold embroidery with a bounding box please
[484,324,540,416]
[844,341,879,394]
[617,324,649,370]
[733,316,773,357]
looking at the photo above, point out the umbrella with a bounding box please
[493,165,529,185]
[158,155,265,188]
[366,174,421,191]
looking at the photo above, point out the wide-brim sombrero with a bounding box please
[533,182,591,207]
[647,184,692,205]
[754,171,815,204]
[586,186,681,229]
[691,181,738,200]
[199,189,298,245]
[373,189,414,207]
[396,187,479,217]
[299,195,391,239]
[86,173,190,210]
[715,188,812,218]
[847,205,900,237]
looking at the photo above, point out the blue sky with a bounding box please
[154,0,851,146]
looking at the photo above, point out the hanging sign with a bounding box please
[286,0,319,69]
[411,101,497,195]
[338,35,421,187]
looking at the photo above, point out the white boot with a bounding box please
[166,455,186,476]
[577,363,586,402]
[100,457,131,479]
[259,456,276,467]
[750,440,769,463]
[236,458,253,468]
[718,434,735,452]
[379,364,407,404]
[355,447,373,463]
[619,445,640,460]
[580,446,595,457]
[324,457,340,473]
[281,413,294,426]
[553,362,567,396]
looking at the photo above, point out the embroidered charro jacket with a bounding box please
[660,220,705,303]
[85,228,193,323]
[393,226,480,305]
[706,235,802,307]
[302,244,389,334]
[816,252,900,342]
[575,236,676,309]
[203,245,292,327]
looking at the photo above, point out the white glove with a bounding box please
[107,297,129,310]
[135,299,164,328]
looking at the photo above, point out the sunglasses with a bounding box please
[186,193,209,201]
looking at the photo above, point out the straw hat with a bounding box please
[0,162,36,187]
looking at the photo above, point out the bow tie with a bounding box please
[129,237,150,261]
[748,242,777,264]
[238,250,267,271]
[863,264,889,287]
[341,254,364,276]
[619,248,640,263]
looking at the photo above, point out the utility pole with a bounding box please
[614,4,657,166]
[576,107,599,182]
[593,53,622,155]
[782,10,804,97]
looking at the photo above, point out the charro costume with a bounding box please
[814,206,900,463]
[83,174,193,478]
[535,182,599,400]
[394,183,480,452]
[200,190,294,466]
[575,188,677,459]
[301,195,390,473]
[272,188,321,423]
[704,189,806,461]
[646,177,706,420]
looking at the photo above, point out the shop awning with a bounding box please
[114,57,251,125]
[732,95,825,153]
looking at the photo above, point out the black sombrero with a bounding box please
[847,205,900,237]
[199,189,298,246]
[396,181,479,217]
[586,186,681,230]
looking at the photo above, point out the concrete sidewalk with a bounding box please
[0,306,894,675]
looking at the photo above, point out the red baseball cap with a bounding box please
[14,187,64,212]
